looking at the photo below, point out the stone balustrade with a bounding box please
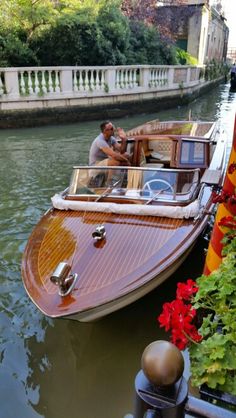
[0,65,203,102]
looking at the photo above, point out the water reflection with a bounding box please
[0,82,235,418]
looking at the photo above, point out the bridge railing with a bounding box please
[0,65,203,100]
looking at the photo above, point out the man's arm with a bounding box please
[114,127,127,154]
[100,146,130,163]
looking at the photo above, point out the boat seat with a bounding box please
[149,140,172,162]
[88,172,106,187]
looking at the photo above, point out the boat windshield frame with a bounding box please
[67,166,200,205]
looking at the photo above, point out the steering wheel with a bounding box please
[143,179,174,193]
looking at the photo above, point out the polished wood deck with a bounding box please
[22,204,211,318]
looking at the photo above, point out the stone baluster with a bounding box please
[158,69,161,86]
[164,68,168,85]
[48,71,54,93]
[34,71,40,94]
[80,70,85,90]
[84,70,89,91]
[152,69,155,87]
[20,71,26,94]
[154,69,157,87]
[159,69,162,86]
[150,69,154,87]
[96,70,101,90]
[125,69,129,88]
[134,69,139,87]
[120,69,124,89]
[41,70,47,93]
[115,70,119,89]
[161,69,164,86]
[79,70,83,90]
[125,70,128,88]
[130,69,134,88]
[0,72,4,95]
[122,69,126,88]
[27,71,33,94]
[54,70,60,93]
[91,70,96,90]
[130,69,133,87]
[87,70,91,91]
[100,70,105,90]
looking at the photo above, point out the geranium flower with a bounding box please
[176,279,198,301]
[158,295,202,350]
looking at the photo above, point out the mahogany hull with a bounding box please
[22,204,211,322]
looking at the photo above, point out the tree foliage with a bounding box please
[0,0,59,40]
[0,0,188,67]
[126,20,177,65]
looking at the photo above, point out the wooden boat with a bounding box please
[22,120,227,322]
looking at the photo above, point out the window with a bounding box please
[177,139,207,168]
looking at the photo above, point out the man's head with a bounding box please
[100,121,114,139]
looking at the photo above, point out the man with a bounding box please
[89,121,131,166]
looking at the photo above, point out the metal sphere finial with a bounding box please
[141,340,184,387]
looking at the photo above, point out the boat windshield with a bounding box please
[68,167,200,203]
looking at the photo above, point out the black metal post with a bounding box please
[132,341,236,418]
[134,370,188,418]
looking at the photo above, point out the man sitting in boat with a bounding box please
[89,121,131,166]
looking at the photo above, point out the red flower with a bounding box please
[218,216,236,229]
[158,301,174,331]
[176,279,198,301]
[158,297,202,350]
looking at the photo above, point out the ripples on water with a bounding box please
[0,83,235,418]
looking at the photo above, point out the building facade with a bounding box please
[157,1,229,64]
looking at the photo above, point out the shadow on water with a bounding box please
[25,236,206,418]
[0,82,236,418]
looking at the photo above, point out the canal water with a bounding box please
[0,82,235,418]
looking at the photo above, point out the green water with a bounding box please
[0,82,236,418]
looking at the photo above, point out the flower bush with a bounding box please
[158,219,236,395]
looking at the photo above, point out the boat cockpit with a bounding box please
[65,122,218,206]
